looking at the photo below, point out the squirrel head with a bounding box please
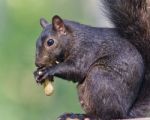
[35,15,72,67]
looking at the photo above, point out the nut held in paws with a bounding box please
[43,79,54,96]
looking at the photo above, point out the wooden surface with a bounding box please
[63,118,150,120]
[64,118,150,120]
[119,118,150,120]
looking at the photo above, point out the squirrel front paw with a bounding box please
[34,68,44,83]
[34,67,54,84]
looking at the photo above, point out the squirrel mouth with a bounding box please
[35,60,60,70]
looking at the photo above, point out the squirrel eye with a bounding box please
[47,39,54,46]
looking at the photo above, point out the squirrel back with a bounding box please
[103,0,150,117]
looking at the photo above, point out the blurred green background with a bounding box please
[0,0,108,120]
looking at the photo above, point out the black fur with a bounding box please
[34,0,150,119]
[103,0,150,117]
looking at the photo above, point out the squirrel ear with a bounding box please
[40,18,49,28]
[52,15,66,34]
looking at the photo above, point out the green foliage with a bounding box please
[0,0,91,119]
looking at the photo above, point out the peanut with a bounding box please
[43,79,54,96]
[37,70,54,96]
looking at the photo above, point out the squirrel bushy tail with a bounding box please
[103,0,150,117]
[103,0,150,63]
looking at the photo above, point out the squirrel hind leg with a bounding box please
[57,113,99,120]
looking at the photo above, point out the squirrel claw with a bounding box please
[34,67,53,84]
[57,113,92,120]
[33,69,45,84]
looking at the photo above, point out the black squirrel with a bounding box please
[34,0,150,119]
